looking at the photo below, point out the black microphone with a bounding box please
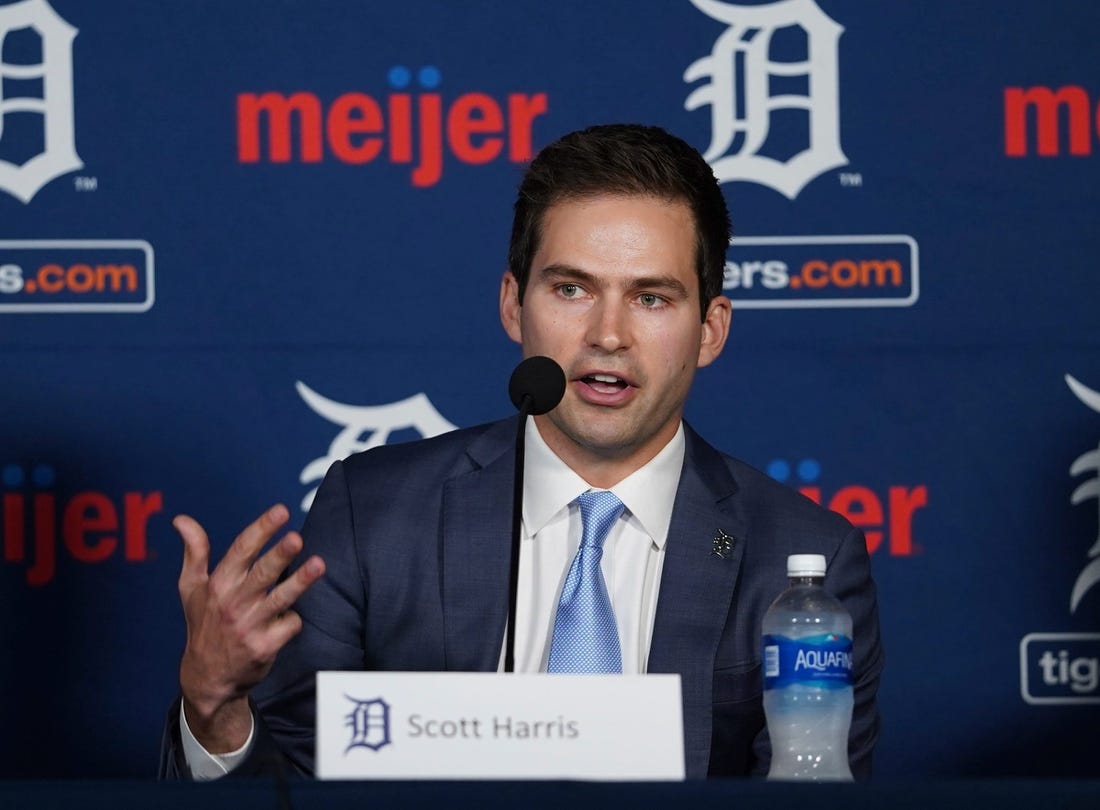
[504,356,565,673]
[509,355,566,416]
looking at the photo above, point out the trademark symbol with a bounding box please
[839,172,863,187]
[74,176,98,191]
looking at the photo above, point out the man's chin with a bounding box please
[543,417,641,460]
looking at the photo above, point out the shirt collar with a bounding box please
[523,419,685,549]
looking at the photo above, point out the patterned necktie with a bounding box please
[546,490,625,673]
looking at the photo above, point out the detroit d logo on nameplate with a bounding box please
[683,0,847,199]
[0,0,83,203]
[345,696,392,753]
[1019,374,1100,705]
[296,381,457,512]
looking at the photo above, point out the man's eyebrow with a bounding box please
[629,275,690,299]
[534,264,691,299]
[536,264,598,284]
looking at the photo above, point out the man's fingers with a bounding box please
[253,560,323,656]
[221,504,291,576]
[264,609,306,654]
[263,555,326,618]
[175,514,211,592]
[245,531,305,593]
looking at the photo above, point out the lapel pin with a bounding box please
[711,529,734,559]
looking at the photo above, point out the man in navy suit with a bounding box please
[163,124,883,780]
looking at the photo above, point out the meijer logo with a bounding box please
[297,381,456,512]
[766,457,927,557]
[0,0,82,203]
[1004,86,1100,157]
[237,65,548,187]
[684,0,847,199]
[1,462,163,586]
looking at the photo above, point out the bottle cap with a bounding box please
[787,554,826,577]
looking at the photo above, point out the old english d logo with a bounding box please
[1067,374,1100,613]
[296,381,457,513]
[0,0,83,203]
[345,696,392,753]
[684,0,847,199]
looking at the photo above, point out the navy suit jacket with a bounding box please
[161,418,883,779]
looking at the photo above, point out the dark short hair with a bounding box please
[508,124,731,320]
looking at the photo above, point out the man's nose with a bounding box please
[585,298,630,353]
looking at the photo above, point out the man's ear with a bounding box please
[697,295,732,368]
[500,270,523,344]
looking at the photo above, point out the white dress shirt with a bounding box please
[511,418,683,673]
[182,419,686,778]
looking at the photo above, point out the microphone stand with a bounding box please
[504,395,531,673]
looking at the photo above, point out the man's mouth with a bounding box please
[580,373,630,394]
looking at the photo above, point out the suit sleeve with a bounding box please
[829,526,885,780]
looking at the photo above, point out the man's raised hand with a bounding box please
[175,504,325,753]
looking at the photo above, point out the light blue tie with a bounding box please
[546,490,625,673]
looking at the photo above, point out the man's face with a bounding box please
[500,194,731,481]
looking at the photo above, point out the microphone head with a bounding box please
[508,356,566,416]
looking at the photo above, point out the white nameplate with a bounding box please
[316,672,684,780]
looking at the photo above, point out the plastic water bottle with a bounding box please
[762,554,854,781]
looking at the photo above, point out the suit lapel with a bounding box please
[648,425,747,779]
[440,418,517,671]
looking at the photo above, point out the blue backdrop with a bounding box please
[2,0,1098,779]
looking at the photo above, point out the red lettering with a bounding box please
[828,486,884,555]
[63,492,119,563]
[327,93,384,163]
[2,488,162,584]
[446,92,503,163]
[412,93,443,187]
[27,493,55,587]
[888,485,926,556]
[800,482,926,556]
[388,93,413,163]
[236,88,549,182]
[237,92,323,162]
[507,93,548,160]
[124,492,162,560]
[447,93,503,164]
[1004,86,1092,157]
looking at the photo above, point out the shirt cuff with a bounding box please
[179,702,255,781]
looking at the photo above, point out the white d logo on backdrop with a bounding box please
[1067,373,1100,612]
[1018,373,1100,705]
[296,381,457,512]
[0,0,82,203]
[684,0,847,199]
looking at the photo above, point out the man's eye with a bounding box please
[559,284,580,297]
[639,293,665,308]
